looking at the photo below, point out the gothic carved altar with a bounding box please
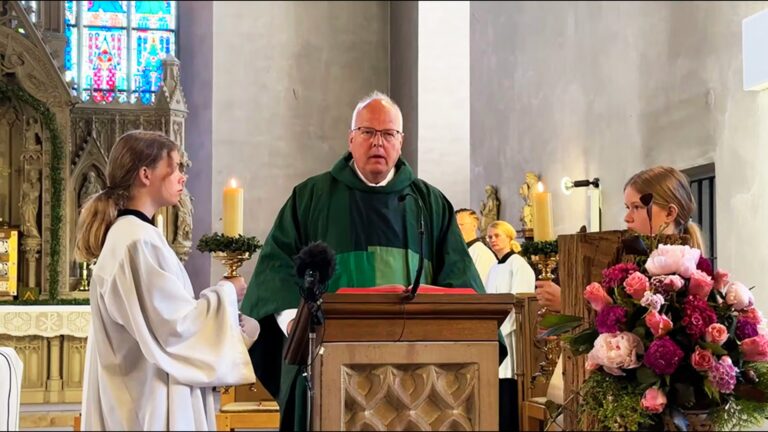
[0,1,193,302]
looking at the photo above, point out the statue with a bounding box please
[79,171,102,209]
[20,170,41,238]
[479,185,500,235]
[519,172,540,230]
[173,188,194,249]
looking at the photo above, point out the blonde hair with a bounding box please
[487,220,522,254]
[74,131,178,261]
[624,166,705,253]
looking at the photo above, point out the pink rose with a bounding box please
[645,311,673,338]
[584,282,613,312]
[704,323,729,345]
[725,281,754,311]
[741,335,768,361]
[645,244,701,278]
[688,269,714,299]
[691,346,715,371]
[587,332,645,376]
[641,387,667,414]
[714,270,730,293]
[663,275,685,292]
[624,271,650,300]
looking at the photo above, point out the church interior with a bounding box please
[2,0,768,431]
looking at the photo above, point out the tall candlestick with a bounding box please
[223,178,244,236]
[532,181,555,241]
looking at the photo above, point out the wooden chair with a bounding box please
[215,380,280,431]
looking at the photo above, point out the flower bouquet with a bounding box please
[547,243,768,431]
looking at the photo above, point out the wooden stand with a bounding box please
[286,293,515,431]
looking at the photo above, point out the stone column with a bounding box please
[47,336,63,402]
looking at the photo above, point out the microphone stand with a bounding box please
[399,192,426,301]
[302,269,321,432]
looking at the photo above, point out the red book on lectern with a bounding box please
[336,284,477,294]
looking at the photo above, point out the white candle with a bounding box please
[589,187,602,232]
[532,181,555,241]
[223,178,244,236]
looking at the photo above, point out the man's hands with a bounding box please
[534,280,562,312]
[223,276,247,302]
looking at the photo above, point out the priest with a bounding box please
[240,91,491,431]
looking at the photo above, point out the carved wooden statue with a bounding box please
[78,171,102,209]
[519,172,539,234]
[20,169,40,238]
[479,185,500,235]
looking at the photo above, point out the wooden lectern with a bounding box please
[285,292,515,431]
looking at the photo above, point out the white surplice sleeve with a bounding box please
[102,238,256,387]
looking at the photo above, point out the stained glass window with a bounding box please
[64,1,177,104]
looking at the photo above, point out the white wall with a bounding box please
[418,1,471,209]
[210,1,389,283]
[470,1,768,314]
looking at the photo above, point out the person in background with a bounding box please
[76,130,258,431]
[484,220,536,431]
[534,166,705,428]
[455,208,497,285]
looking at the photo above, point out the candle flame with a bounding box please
[537,181,545,193]
[229,178,238,188]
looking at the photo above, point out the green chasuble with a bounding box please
[240,153,495,431]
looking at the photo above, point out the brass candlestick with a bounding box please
[530,253,562,386]
[78,261,90,292]
[212,251,253,278]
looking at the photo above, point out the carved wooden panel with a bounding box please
[62,335,86,402]
[342,364,478,431]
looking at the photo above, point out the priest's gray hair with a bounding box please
[350,90,404,131]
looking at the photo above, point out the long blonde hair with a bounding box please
[624,166,705,252]
[486,220,522,254]
[74,131,178,261]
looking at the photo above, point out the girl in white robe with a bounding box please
[75,130,258,431]
[484,220,535,432]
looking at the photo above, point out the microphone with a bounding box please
[294,242,336,326]
[398,192,426,301]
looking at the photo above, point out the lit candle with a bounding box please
[223,178,244,236]
[155,213,165,237]
[532,181,555,241]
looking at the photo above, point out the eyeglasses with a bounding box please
[352,127,403,144]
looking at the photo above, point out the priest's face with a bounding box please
[152,150,186,207]
[623,186,676,235]
[348,99,403,184]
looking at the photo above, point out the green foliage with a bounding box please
[196,232,263,254]
[519,239,557,258]
[710,398,768,431]
[579,372,656,431]
[0,82,65,301]
[563,327,599,356]
[537,313,584,337]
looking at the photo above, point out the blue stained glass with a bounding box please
[84,27,128,103]
[84,1,127,27]
[64,24,78,86]
[133,1,174,29]
[132,29,174,100]
[65,0,76,25]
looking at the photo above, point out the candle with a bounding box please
[223,178,244,236]
[589,187,602,232]
[532,181,555,241]
[155,213,165,237]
